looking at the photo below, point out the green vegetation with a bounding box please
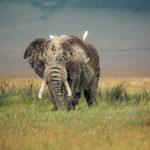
[0,80,150,150]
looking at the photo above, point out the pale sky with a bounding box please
[0,0,150,77]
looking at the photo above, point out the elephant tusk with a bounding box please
[38,78,72,99]
[38,80,46,99]
[64,80,72,97]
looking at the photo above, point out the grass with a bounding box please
[0,78,150,150]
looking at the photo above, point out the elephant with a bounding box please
[24,35,100,111]
[39,31,88,99]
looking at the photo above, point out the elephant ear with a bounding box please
[24,38,47,78]
[24,38,46,59]
[61,35,89,63]
[61,36,89,81]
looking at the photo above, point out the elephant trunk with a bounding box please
[45,65,68,110]
[48,82,66,110]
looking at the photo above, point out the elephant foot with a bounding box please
[67,100,76,111]
[88,100,97,108]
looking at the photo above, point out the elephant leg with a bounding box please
[67,100,75,110]
[84,76,99,107]
[74,92,82,105]
[67,92,82,110]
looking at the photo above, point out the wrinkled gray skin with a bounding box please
[24,35,100,111]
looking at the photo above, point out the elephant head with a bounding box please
[41,35,90,110]
[24,35,89,110]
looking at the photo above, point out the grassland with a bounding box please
[0,77,150,150]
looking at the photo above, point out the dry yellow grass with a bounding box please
[0,126,150,150]
[1,76,150,92]
[100,77,150,92]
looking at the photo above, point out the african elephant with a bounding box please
[24,35,100,111]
